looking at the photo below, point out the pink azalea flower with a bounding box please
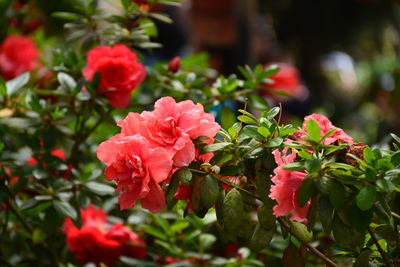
[269,147,309,223]
[97,134,173,212]
[117,96,220,167]
[294,113,353,145]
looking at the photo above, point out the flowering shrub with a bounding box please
[1,1,400,267]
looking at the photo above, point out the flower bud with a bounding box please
[168,56,180,73]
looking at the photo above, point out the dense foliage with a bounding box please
[0,0,399,266]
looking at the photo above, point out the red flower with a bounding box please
[83,44,146,108]
[63,204,146,266]
[168,56,180,73]
[262,64,304,100]
[97,134,173,212]
[269,147,309,223]
[0,35,39,80]
[117,97,220,167]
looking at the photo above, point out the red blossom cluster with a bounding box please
[0,35,39,80]
[97,97,220,212]
[63,204,146,266]
[83,44,146,108]
[269,114,353,222]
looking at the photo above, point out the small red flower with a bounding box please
[83,44,146,108]
[63,204,146,266]
[0,35,39,80]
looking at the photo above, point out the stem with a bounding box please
[391,212,400,221]
[277,217,339,267]
[5,200,33,233]
[368,227,392,267]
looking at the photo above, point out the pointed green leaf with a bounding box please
[356,186,376,211]
[305,119,321,142]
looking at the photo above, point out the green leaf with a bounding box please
[204,142,232,153]
[290,222,312,243]
[391,150,400,166]
[374,224,397,241]
[297,150,312,160]
[120,257,159,267]
[238,115,257,125]
[238,109,257,120]
[242,125,265,140]
[200,175,220,209]
[265,137,283,147]
[328,180,347,210]
[250,225,274,252]
[169,220,190,234]
[52,12,81,20]
[223,188,244,232]
[199,233,217,250]
[33,169,47,180]
[305,119,321,141]
[149,13,173,24]
[356,186,377,211]
[175,168,192,186]
[282,162,305,171]
[58,72,76,91]
[332,214,363,248]
[297,176,314,208]
[257,126,270,138]
[255,172,273,204]
[221,106,237,129]
[305,158,321,173]
[265,107,280,120]
[353,249,372,267]
[257,205,276,230]
[84,182,115,196]
[320,128,337,143]
[391,133,400,144]
[54,200,77,220]
[248,94,269,110]
[165,170,180,203]
[6,72,29,96]
[318,195,334,234]
[363,148,375,166]
[33,228,46,244]
[141,225,167,241]
[215,190,225,226]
